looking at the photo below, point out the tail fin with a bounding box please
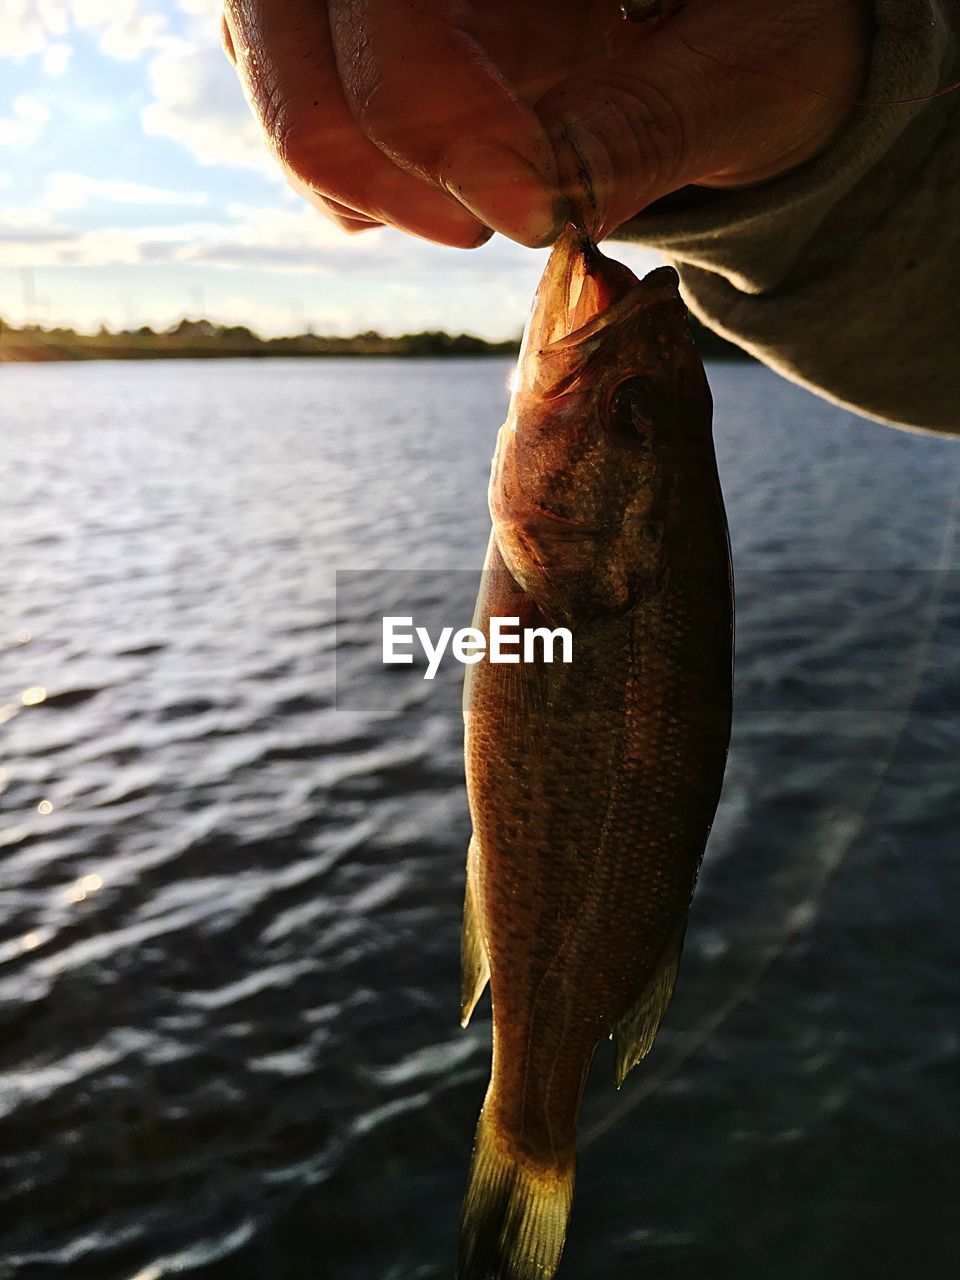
[456,1107,575,1280]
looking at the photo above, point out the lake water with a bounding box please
[0,358,958,1280]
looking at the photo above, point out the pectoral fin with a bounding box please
[460,837,490,1028]
[613,927,686,1087]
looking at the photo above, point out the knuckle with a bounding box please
[351,72,413,152]
[586,77,693,188]
[635,82,694,182]
[262,94,334,193]
[258,75,297,163]
[223,5,325,180]
[317,199,377,235]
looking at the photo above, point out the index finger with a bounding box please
[223,0,488,246]
[329,0,569,247]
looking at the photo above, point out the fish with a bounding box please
[456,226,733,1280]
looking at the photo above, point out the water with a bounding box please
[1,358,958,1280]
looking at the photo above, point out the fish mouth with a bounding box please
[522,224,681,356]
[515,226,685,399]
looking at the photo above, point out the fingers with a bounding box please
[537,0,869,239]
[222,0,489,247]
[537,40,702,242]
[328,0,568,247]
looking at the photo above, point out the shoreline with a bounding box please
[0,318,751,364]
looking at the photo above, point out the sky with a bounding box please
[0,0,659,339]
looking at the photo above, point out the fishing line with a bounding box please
[585,485,960,1149]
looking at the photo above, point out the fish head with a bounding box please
[490,226,715,621]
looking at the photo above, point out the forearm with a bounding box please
[614,1,960,434]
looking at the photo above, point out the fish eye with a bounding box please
[604,376,666,449]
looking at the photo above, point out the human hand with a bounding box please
[221,0,870,247]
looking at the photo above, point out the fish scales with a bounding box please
[457,228,733,1280]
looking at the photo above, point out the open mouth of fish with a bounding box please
[522,223,682,364]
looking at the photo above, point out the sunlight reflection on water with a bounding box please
[0,358,957,1280]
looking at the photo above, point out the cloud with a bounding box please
[172,0,222,48]
[0,207,59,231]
[0,1,168,65]
[0,1,69,59]
[175,0,220,19]
[219,201,366,251]
[141,41,274,174]
[0,208,81,263]
[0,196,419,285]
[0,214,226,269]
[0,96,52,148]
[73,0,168,61]
[42,41,73,76]
[0,200,343,271]
[45,171,210,209]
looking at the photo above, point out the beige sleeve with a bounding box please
[612,1,960,435]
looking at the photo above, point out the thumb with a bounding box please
[536,0,867,239]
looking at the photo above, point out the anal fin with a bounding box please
[613,927,686,1087]
[460,837,490,1028]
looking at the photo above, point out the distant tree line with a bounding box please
[0,314,750,363]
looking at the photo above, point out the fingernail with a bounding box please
[440,141,564,248]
